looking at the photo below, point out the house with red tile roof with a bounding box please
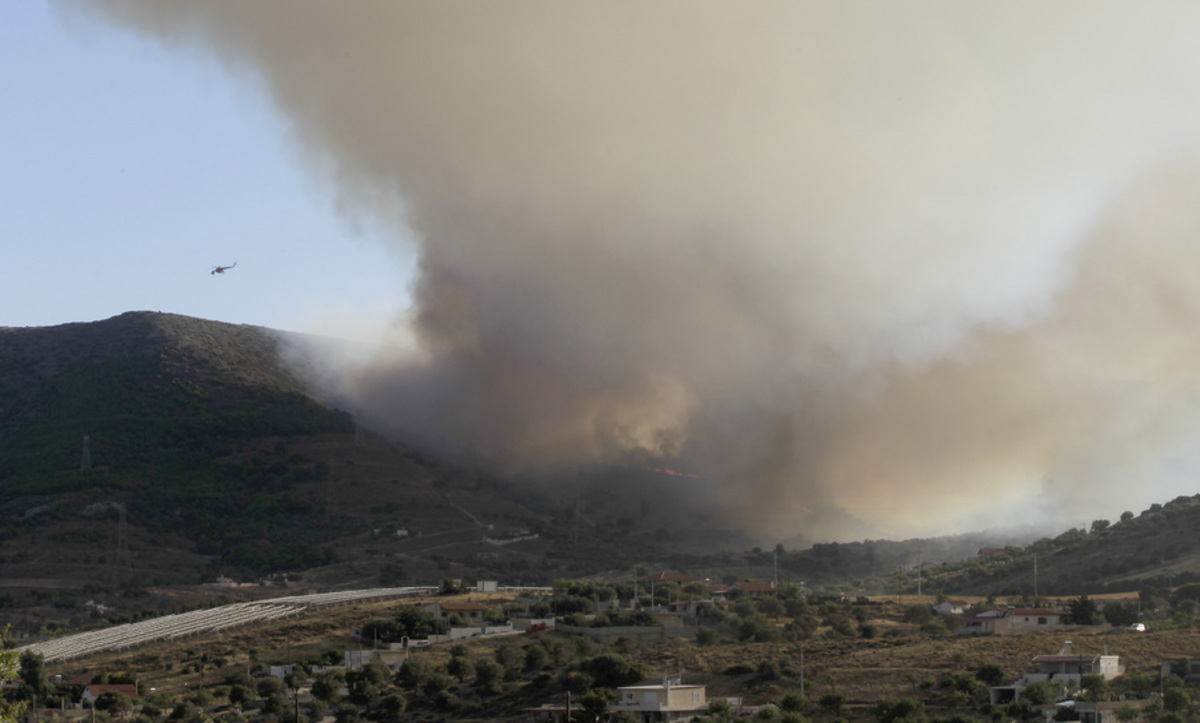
[733,581,777,598]
[704,584,732,600]
[81,684,139,705]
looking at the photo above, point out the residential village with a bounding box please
[6,571,1200,722]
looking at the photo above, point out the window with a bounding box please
[1038,617,1047,624]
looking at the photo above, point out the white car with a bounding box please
[1129,622,1147,632]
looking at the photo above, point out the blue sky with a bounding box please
[1,1,415,335]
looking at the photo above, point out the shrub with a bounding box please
[819,693,846,716]
[873,697,926,723]
[975,663,1006,687]
[581,654,651,688]
[780,694,808,712]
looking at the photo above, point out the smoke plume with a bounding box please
[59,1,1200,540]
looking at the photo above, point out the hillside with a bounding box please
[0,314,556,624]
[7,311,1200,637]
[0,313,782,632]
[858,496,1200,599]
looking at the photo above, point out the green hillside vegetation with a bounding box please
[0,313,361,576]
[862,496,1200,599]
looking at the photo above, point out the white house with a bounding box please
[933,599,971,616]
[610,678,708,722]
[959,607,1063,635]
[990,642,1122,705]
[424,601,491,622]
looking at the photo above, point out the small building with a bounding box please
[344,648,408,670]
[1076,700,1149,723]
[933,599,972,616]
[959,607,1063,635]
[733,581,777,598]
[705,584,732,600]
[81,684,139,705]
[1007,608,1065,633]
[1161,653,1200,680]
[610,678,708,722]
[1032,651,1120,680]
[990,642,1121,705]
[476,580,499,593]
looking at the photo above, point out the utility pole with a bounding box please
[799,643,805,698]
[1033,554,1039,599]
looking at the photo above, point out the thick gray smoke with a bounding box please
[60,1,1200,540]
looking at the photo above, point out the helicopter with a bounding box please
[211,262,238,275]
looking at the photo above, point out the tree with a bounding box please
[18,651,48,699]
[1121,672,1156,699]
[1163,686,1190,713]
[95,691,133,718]
[779,694,806,713]
[494,644,524,676]
[756,596,786,620]
[256,676,284,699]
[1103,601,1140,627]
[819,693,846,717]
[1066,595,1100,625]
[311,670,344,703]
[334,701,365,723]
[0,630,25,723]
[1021,680,1058,705]
[524,644,550,671]
[1120,511,1134,523]
[228,684,255,706]
[447,655,475,682]
[707,698,733,722]
[580,689,614,720]
[1080,674,1107,702]
[474,659,503,692]
[580,654,650,688]
[393,607,436,638]
[873,697,927,723]
[380,693,407,718]
[1112,704,1138,722]
[975,663,1006,687]
[1090,520,1110,534]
